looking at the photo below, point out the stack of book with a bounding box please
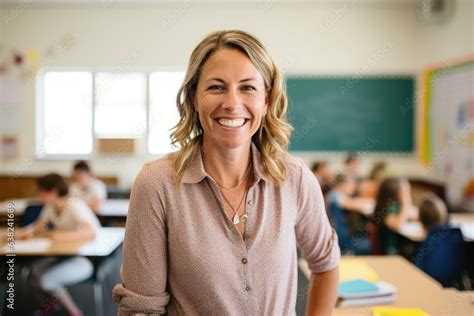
[337,278,397,307]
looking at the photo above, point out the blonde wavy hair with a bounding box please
[170,30,293,186]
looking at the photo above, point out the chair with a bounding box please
[328,194,370,255]
[367,222,382,255]
[414,225,464,287]
[19,204,44,227]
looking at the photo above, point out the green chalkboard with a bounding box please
[286,76,414,152]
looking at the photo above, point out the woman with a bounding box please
[372,177,418,254]
[19,173,101,316]
[113,30,340,315]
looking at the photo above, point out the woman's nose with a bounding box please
[222,88,241,111]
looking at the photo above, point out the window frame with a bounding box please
[36,67,183,160]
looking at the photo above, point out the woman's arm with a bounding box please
[112,164,170,315]
[306,266,339,316]
[295,162,341,316]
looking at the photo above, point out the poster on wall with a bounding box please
[0,76,22,132]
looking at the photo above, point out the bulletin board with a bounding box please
[420,57,474,211]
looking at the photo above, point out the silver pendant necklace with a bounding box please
[220,185,249,225]
[206,163,252,225]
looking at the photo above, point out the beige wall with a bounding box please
[0,0,472,188]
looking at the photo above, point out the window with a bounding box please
[148,71,184,154]
[39,72,93,156]
[37,70,184,157]
[95,72,147,138]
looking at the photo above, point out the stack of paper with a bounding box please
[337,278,397,307]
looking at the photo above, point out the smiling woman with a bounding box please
[113,30,340,316]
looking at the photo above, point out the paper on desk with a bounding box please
[340,259,379,282]
[300,258,380,282]
[460,223,474,241]
[2,238,52,253]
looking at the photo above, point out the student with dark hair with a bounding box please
[70,160,107,213]
[372,177,418,254]
[311,161,333,196]
[18,173,101,316]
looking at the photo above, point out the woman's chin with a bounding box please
[209,136,251,150]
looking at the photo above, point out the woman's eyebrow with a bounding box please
[205,78,226,83]
[239,78,257,83]
[204,77,257,83]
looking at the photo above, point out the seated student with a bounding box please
[414,194,464,287]
[18,173,101,316]
[344,153,361,180]
[327,174,374,254]
[70,160,107,213]
[358,162,387,198]
[311,161,333,197]
[372,177,418,254]
[419,194,448,232]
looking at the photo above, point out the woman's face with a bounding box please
[194,48,268,150]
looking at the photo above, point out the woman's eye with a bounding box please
[241,85,256,91]
[208,85,224,91]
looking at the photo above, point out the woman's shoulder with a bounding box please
[136,151,178,185]
[283,152,311,177]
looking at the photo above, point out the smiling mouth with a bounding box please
[214,118,250,128]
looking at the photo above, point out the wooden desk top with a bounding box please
[0,227,125,257]
[299,256,474,315]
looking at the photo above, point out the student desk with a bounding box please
[398,213,474,242]
[0,227,125,316]
[0,198,130,227]
[299,256,473,315]
[0,227,125,256]
[96,199,129,226]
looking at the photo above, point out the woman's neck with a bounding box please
[201,138,252,188]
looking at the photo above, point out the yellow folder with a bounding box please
[373,307,430,316]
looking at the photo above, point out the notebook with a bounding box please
[337,279,397,307]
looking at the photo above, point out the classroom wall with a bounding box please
[0,1,472,188]
[419,0,473,64]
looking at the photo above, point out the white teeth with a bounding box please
[217,118,246,128]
